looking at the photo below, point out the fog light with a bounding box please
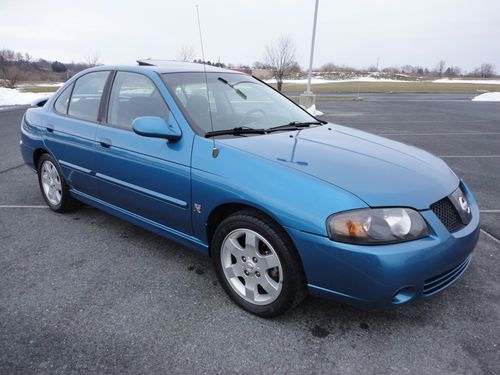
[392,287,416,304]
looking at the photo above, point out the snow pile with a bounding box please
[433,78,500,85]
[471,92,500,102]
[306,104,324,116]
[265,77,500,85]
[347,77,409,83]
[0,87,53,106]
[265,77,410,84]
[265,78,336,84]
[18,82,63,88]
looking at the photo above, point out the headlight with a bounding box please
[327,208,429,244]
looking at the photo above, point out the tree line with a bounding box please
[0,49,101,88]
[251,36,497,91]
[1,44,497,92]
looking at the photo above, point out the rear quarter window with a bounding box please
[53,83,73,115]
[67,71,110,122]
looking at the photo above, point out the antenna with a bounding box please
[196,5,218,158]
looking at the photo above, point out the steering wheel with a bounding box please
[237,108,266,127]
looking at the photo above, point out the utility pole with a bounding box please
[300,0,320,113]
[306,0,319,94]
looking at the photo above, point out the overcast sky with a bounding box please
[1,0,499,72]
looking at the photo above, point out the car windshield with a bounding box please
[162,72,317,135]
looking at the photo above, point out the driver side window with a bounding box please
[107,72,170,130]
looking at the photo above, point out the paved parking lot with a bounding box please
[1,95,499,374]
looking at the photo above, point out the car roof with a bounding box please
[88,60,244,75]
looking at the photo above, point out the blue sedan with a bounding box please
[20,62,479,317]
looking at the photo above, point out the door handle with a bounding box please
[46,124,55,133]
[98,137,112,148]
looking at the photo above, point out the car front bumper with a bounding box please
[287,186,480,308]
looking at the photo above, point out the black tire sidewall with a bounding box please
[212,211,305,318]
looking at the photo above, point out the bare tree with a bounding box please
[435,60,446,77]
[473,63,495,78]
[176,44,197,62]
[252,61,267,69]
[264,36,296,91]
[320,62,337,73]
[445,66,462,77]
[288,61,302,75]
[0,49,23,88]
[84,51,101,67]
[1,66,22,88]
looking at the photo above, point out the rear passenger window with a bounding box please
[68,71,109,122]
[107,72,169,130]
[54,83,73,114]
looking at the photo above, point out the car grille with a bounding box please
[430,197,463,232]
[423,256,472,296]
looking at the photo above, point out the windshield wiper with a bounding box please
[217,77,247,99]
[266,121,324,133]
[205,127,266,138]
[205,121,326,138]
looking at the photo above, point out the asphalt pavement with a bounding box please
[1,95,499,374]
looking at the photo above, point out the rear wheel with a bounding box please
[212,210,307,317]
[37,154,78,212]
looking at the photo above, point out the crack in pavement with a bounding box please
[0,163,25,175]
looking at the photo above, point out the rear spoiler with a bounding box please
[31,96,51,108]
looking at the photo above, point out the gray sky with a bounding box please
[1,0,499,72]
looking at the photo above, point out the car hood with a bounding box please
[217,124,459,210]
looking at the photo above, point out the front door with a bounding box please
[92,71,192,234]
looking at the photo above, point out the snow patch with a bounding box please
[265,77,411,84]
[18,82,64,88]
[471,92,500,102]
[265,78,335,84]
[433,79,500,85]
[306,104,324,116]
[0,87,53,106]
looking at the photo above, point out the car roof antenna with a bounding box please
[196,4,219,158]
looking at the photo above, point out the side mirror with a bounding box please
[132,116,182,142]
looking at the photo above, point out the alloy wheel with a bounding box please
[41,160,62,206]
[220,228,283,305]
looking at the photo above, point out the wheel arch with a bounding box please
[33,147,49,169]
[206,202,297,259]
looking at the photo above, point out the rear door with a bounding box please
[43,71,111,194]
[92,71,192,234]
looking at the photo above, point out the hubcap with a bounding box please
[221,229,283,305]
[41,160,62,206]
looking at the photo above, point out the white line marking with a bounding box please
[0,205,48,208]
[381,132,500,136]
[439,155,500,158]
[480,210,500,213]
[481,229,500,245]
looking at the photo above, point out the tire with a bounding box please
[37,153,78,212]
[212,209,307,318]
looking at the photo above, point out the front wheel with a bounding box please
[37,153,78,212]
[212,210,307,317]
